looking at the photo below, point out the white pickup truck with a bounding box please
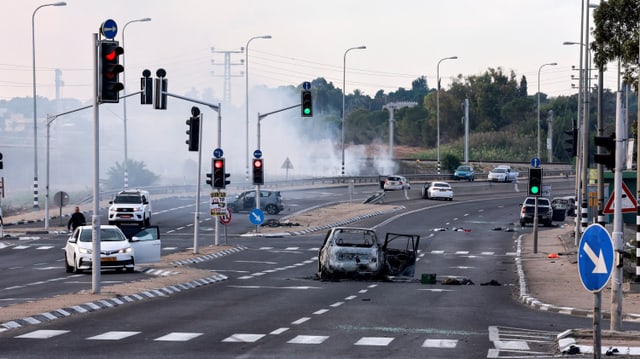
[488,165,519,182]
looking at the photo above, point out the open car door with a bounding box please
[382,233,420,277]
[128,226,161,264]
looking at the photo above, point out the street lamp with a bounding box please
[537,62,557,159]
[245,35,271,181]
[121,17,151,189]
[436,56,457,175]
[341,45,366,176]
[32,1,66,209]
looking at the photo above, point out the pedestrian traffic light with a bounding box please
[186,107,200,152]
[528,168,542,196]
[252,158,264,185]
[594,132,616,170]
[213,158,226,189]
[301,90,312,117]
[99,40,124,103]
[141,69,152,105]
[564,128,577,157]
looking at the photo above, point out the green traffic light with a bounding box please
[303,108,311,115]
[530,186,539,194]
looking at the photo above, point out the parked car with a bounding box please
[227,189,284,215]
[551,198,570,221]
[453,165,475,181]
[108,189,151,226]
[383,175,411,191]
[63,225,161,273]
[488,167,519,182]
[519,197,553,226]
[317,227,420,280]
[422,181,454,200]
[556,196,577,216]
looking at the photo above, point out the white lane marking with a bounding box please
[222,333,265,342]
[422,339,458,348]
[287,335,329,344]
[292,317,311,325]
[15,330,70,339]
[355,337,394,346]
[270,328,289,335]
[154,332,203,341]
[87,331,140,340]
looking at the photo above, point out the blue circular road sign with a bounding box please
[249,208,265,225]
[530,157,541,168]
[302,81,311,90]
[578,224,615,293]
[213,148,223,158]
[253,149,262,159]
[101,19,118,39]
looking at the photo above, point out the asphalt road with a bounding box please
[1,178,620,358]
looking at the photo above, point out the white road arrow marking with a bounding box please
[583,243,608,274]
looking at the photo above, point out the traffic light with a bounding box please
[140,69,152,105]
[99,40,124,103]
[252,158,264,185]
[528,168,542,196]
[213,158,226,189]
[0,152,3,170]
[154,68,167,110]
[206,172,213,187]
[564,128,577,157]
[594,132,616,170]
[186,107,200,152]
[301,90,312,117]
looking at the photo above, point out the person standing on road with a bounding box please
[67,206,86,231]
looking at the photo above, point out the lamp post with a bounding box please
[341,45,366,176]
[436,56,457,175]
[121,17,151,189]
[536,62,557,159]
[32,1,66,209]
[245,35,271,181]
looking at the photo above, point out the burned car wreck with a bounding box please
[317,227,420,280]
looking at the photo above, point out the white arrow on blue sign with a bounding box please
[249,208,265,225]
[578,224,614,293]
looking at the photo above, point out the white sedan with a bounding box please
[63,225,161,273]
[422,181,454,200]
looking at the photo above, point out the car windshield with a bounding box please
[457,166,470,171]
[333,229,377,247]
[114,195,142,204]
[493,168,506,173]
[79,228,126,242]
[434,183,450,189]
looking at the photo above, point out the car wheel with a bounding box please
[266,204,278,215]
[64,254,73,273]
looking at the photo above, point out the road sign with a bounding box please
[578,224,615,293]
[253,149,262,159]
[101,19,118,39]
[249,208,264,225]
[603,181,637,214]
[219,208,232,225]
[302,81,311,90]
[213,148,223,159]
[530,157,541,168]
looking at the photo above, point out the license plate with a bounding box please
[101,257,116,262]
[120,215,132,218]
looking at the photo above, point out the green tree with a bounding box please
[104,159,159,190]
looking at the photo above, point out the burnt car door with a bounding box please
[382,232,420,277]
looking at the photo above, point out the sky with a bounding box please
[0,0,618,204]
[0,0,613,104]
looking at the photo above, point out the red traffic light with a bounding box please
[253,159,262,168]
[214,159,224,169]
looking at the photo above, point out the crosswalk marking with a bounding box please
[422,338,458,348]
[287,335,329,344]
[222,333,265,342]
[355,337,394,346]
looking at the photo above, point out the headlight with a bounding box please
[117,247,133,254]
[79,247,92,254]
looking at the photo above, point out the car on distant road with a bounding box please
[488,167,519,182]
[108,189,151,226]
[63,225,161,274]
[453,165,475,181]
[227,189,284,215]
[519,197,553,226]
[383,175,411,191]
[422,181,454,200]
[317,227,420,280]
